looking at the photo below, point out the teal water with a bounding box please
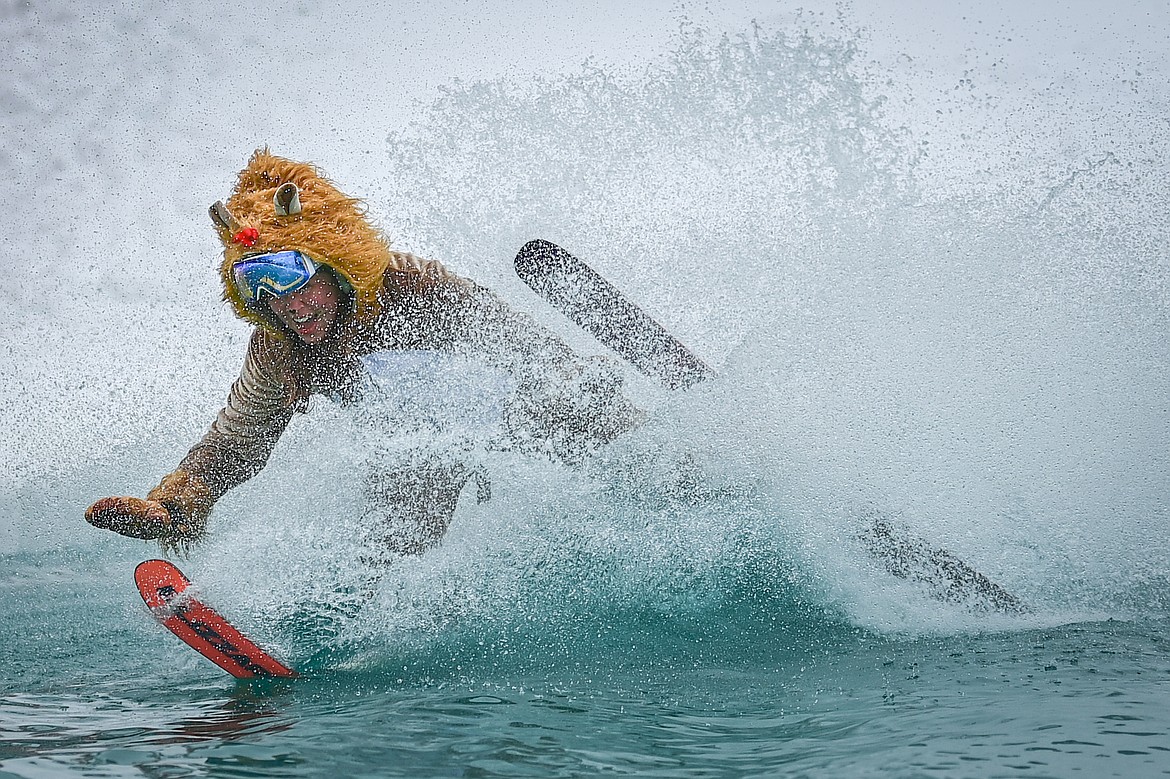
[4,1,1170,777]
[3,549,1170,778]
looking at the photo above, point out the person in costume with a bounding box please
[86,150,641,554]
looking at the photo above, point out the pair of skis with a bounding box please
[137,239,1022,680]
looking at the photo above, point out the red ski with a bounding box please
[134,559,297,679]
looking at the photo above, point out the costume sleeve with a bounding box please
[408,268,646,463]
[175,329,297,501]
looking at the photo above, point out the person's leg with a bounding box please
[364,459,484,557]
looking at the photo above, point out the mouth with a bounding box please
[279,310,319,337]
[294,318,320,335]
[272,304,331,342]
[286,312,331,343]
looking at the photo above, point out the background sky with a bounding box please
[5,0,1167,210]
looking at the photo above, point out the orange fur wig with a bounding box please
[212,149,415,331]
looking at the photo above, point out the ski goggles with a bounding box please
[231,250,319,303]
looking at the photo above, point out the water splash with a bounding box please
[364,17,1170,639]
[7,13,1167,661]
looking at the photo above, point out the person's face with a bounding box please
[266,272,342,344]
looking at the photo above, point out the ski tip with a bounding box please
[514,239,562,279]
[134,558,191,616]
[514,239,717,390]
[132,559,299,680]
[134,558,189,592]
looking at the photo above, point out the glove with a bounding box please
[85,496,181,540]
[86,469,214,545]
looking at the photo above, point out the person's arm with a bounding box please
[174,328,297,503]
[86,329,296,547]
[390,262,645,462]
[485,292,647,462]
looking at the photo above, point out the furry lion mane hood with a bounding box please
[211,149,421,331]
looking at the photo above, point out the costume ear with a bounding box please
[274,182,302,216]
[209,201,240,233]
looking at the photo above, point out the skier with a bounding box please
[86,150,641,554]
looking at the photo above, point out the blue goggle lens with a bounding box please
[232,250,318,303]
